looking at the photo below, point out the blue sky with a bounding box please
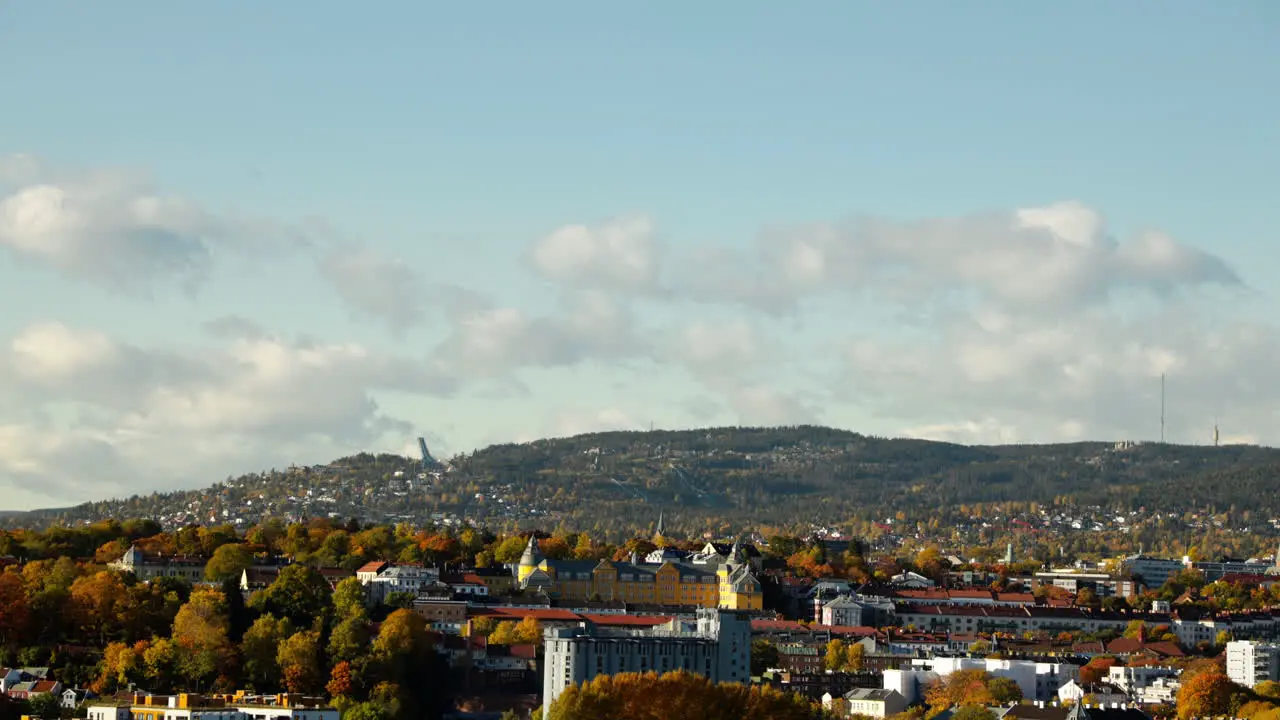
[1,2,1278,509]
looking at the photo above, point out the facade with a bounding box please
[1227,640,1280,688]
[412,598,468,633]
[1121,556,1185,589]
[840,688,907,718]
[91,693,337,720]
[516,537,762,610]
[110,546,206,582]
[355,562,439,605]
[821,594,895,628]
[889,658,1078,702]
[541,608,751,707]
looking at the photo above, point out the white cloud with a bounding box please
[430,290,645,381]
[0,321,457,504]
[671,318,762,378]
[319,245,428,331]
[687,200,1240,314]
[0,155,301,294]
[528,214,659,291]
[845,307,1280,445]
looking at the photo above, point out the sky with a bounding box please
[1,2,1278,510]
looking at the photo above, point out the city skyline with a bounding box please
[2,1,1279,510]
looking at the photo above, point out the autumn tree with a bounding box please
[926,669,998,710]
[546,670,827,720]
[250,565,331,628]
[824,639,846,672]
[204,543,254,583]
[332,577,367,619]
[1079,656,1117,685]
[328,615,372,664]
[277,630,325,695]
[326,660,356,699]
[1176,670,1240,720]
[241,614,293,691]
[171,587,232,688]
[0,571,31,649]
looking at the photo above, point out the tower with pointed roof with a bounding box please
[517,535,545,584]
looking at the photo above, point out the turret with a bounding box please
[517,535,544,583]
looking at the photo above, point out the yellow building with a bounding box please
[516,536,762,610]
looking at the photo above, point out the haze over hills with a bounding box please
[4,426,1279,540]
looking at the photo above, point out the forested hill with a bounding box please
[7,426,1280,535]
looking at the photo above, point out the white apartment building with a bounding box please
[1227,640,1280,688]
[885,658,1078,703]
[355,562,439,605]
[542,608,751,708]
[1106,664,1179,697]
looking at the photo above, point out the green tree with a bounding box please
[751,639,781,675]
[332,577,368,619]
[250,565,332,628]
[241,614,293,691]
[204,543,253,583]
[171,588,231,688]
[329,616,372,664]
[277,629,324,695]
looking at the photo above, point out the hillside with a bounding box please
[5,426,1280,537]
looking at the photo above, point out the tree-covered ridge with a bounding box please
[7,426,1280,539]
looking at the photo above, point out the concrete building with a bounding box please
[884,657,1078,703]
[90,693,337,720]
[1227,640,1280,688]
[518,536,763,610]
[820,594,895,628]
[541,608,751,708]
[1120,555,1185,589]
[825,688,907,718]
[110,546,206,583]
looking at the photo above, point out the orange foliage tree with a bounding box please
[546,670,829,720]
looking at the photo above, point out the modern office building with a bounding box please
[542,608,751,707]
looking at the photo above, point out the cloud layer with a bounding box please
[1,155,1273,509]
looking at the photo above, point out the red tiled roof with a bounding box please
[751,619,810,633]
[32,681,59,693]
[356,561,388,574]
[813,625,876,637]
[471,607,582,622]
[950,589,994,599]
[581,614,670,627]
[509,644,537,659]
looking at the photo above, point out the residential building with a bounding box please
[110,546,205,582]
[0,668,20,693]
[822,688,907,718]
[820,594,895,628]
[1106,665,1179,697]
[541,608,751,707]
[887,657,1078,702]
[1057,680,1129,704]
[91,693,337,720]
[517,537,762,610]
[1227,640,1280,688]
[355,562,439,605]
[6,679,61,700]
[411,597,468,633]
[1121,555,1185,589]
